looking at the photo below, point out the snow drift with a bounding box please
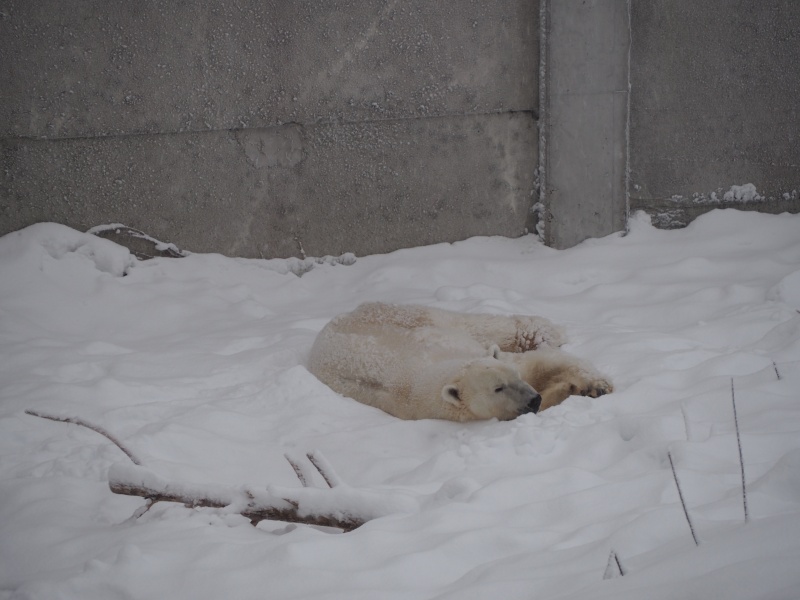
[1,209,799,599]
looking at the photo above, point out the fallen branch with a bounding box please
[25,409,143,466]
[109,461,418,532]
[25,408,416,532]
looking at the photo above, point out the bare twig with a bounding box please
[772,360,781,381]
[668,451,699,546]
[284,453,315,488]
[307,451,343,488]
[285,451,343,489]
[680,402,691,442]
[25,409,143,466]
[603,549,625,579]
[119,499,158,525]
[730,379,749,523]
[614,551,625,576]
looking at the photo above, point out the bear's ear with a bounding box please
[489,344,502,359]
[442,385,462,406]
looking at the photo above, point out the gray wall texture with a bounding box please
[628,0,800,228]
[1,0,538,258]
[540,0,799,248]
[1,1,798,257]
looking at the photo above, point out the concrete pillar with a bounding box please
[540,0,630,248]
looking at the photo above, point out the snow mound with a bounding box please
[0,222,135,277]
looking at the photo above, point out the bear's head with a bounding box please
[442,357,541,421]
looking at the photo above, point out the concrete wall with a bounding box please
[1,0,539,258]
[629,0,800,227]
[539,0,798,245]
[3,1,797,257]
[540,0,629,249]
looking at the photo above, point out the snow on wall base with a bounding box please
[633,187,800,230]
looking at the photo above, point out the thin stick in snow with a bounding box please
[772,360,781,381]
[284,453,314,488]
[307,451,343,488]
[286,452,345,489]
[24,409,143,466]
[614,551,625,576]
[680,402,691,442]
[730,379,749,523]
[603,549,625,579]
[120,499,157,525]
[667,451,699,546]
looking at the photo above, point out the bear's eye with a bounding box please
[494,385,505,393]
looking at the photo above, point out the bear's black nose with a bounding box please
[526,393,542,414]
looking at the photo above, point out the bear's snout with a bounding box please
[511,381,541,416]
[524,392,542,414]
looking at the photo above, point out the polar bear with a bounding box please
[308,302,612,421]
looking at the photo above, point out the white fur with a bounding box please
[308,302,612,421]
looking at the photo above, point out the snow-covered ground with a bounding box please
[1,209,799,600]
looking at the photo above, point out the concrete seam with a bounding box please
[550,90,628,98]
[1,109,540,145]
[538,0,549,245]
[624,0,632,231]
